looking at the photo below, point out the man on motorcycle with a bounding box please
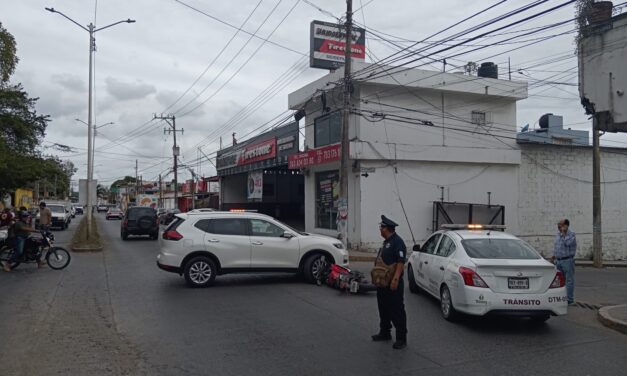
[2,211,41,272]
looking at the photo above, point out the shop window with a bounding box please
[315,170,339,230]
[314,111,342,148]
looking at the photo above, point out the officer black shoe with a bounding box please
[371,332,392,341]
[392,339,407,350]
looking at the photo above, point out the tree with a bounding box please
[0,22,18,85]
[110,176,137,191]
[0,23,75,199]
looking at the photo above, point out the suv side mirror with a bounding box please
[281,232,295,239]
[412,244,421,252]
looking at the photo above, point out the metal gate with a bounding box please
[433,201,505,231]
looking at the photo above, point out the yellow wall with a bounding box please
[14,188,34,209]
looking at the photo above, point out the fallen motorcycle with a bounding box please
[316,256,376,294]
[0,230,71,270]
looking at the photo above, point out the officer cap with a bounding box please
[380,215,398,229]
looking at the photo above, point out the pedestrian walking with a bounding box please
[38,202,52,232]
[371,215,408,350]
[551,219,576,305]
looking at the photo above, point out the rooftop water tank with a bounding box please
[478,62,498,79]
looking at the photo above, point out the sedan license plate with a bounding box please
[508,277,529,289]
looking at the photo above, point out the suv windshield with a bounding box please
[49,205,65,213]
[127,208,156,219]
[462,238,541,260]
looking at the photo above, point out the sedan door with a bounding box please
[429,235,457,291]
[195,218,252,269]
[414,233,441,292]
[248,218,299,269]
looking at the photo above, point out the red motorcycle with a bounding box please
[316,257,376,294]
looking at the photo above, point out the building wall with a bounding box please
[517,144,627,260]
[298,80,524,250]
[357,160,519,251]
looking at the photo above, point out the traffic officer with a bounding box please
[372,215,408,350]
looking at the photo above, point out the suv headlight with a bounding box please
[333,243,344,249]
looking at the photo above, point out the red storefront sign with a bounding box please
[239,138,276,165]
[288,143,341,169]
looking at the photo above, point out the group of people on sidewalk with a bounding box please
[371,216,577,351]
[1,202,52,272]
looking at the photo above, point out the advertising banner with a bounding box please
[310,20,366,70]
[288,143,341,169]
[137,194,158,208]
[247,171,263,200]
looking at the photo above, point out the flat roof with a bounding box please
[289,62,528,109]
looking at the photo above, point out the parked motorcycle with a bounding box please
[316,256,376,294]
[0,231,71,270]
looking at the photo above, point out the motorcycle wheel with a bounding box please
[46,247,71,270]
[0,245,21,270]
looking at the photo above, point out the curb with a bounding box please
[597,305,627,335]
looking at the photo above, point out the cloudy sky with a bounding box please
[3,0,626,187]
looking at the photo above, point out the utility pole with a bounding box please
[135,159,139,201]
[592,115,603,268]
[45,7,135,237]
[158,174,163,208]
[338,0,353,247]
[155,114,183,209]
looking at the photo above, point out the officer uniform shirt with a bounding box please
[380,232,407,272]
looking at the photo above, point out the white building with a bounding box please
[288,62,527,252]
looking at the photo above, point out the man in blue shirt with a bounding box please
[551,219,577,305]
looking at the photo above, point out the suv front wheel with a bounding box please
[303,254,329,284]
[184,256,217,288]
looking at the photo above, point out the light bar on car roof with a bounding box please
[440,224,507,231]
[229,209,258,213]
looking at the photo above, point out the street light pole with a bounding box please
[45,7,135,236]
[75,119,114,177]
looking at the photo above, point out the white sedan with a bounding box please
[407,225,568,322]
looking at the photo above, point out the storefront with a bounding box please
[217,122,304,227]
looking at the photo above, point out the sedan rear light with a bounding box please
[550,271,565,288]
[163,230,183,241]
[459,266,489,288]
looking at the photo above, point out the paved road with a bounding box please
[2,215,627,375]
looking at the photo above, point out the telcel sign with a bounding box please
[310,20,366,70]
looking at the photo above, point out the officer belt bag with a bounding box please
[371,249,396,288]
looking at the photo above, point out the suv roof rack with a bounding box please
[440,224,506,231]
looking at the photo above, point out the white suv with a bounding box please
[157,212,349,287]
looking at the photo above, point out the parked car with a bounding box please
[156,211,349,287]
[97,204,109,213]
[159,209,181,226]
[106,208,124,220]
[121,207,159,240]
[73,205,84,215]
[406,224,568,323]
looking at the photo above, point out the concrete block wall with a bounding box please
[517,144,627,260]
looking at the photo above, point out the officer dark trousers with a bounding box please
[376,279,407,339]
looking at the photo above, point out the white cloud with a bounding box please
[105,77,156,101]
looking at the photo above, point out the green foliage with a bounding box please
[0,22,75,198]
[0,22,18,85]
[110,176,137,190]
